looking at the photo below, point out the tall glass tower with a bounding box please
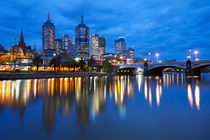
[75,15,89,59]
[42,13,55,50]
[114,37,126,57]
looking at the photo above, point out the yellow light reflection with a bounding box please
[195,82,200,110]
[187,83,193,108]
[149,85,152,107]
[144,78,148,100]
[156,81,160,107]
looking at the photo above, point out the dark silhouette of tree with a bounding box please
[78,60,86,71]
[33,55,43,71]
[0,44,5,52]
[50,56,60,71]
[102,60,113,73]
[88,57,95,67]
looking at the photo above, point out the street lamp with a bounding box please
[148,52,151,62]
[155,53,159,63]
[189,49,192,59]
[194,50,198,60]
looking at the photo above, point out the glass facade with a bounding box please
[42,13,55,51]
[114,37,126,57]
[55,39,62,55]
[91,34,105,59]
[75,16,89,59]
[62,35,71,50]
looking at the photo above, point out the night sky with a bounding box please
[0,0,210,61]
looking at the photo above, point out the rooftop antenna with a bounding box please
[81,15,83,24]
[47,12,51,21]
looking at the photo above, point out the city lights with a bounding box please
[155,53,159,63]
[194,50,199,60]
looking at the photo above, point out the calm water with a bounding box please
[0,74,210,140]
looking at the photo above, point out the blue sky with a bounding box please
[0,0,210,61]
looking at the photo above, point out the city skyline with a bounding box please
[0,0,210,61]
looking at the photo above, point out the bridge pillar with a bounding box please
[186,59,192,75]
[186,59,200,76]
[143,62,148,75]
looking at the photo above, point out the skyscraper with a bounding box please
[55,39,62,55]
[62,35,71,50]
[42,13,55,50]
[126,47,135,59]
[114,37,126,57]
[91,34,105,59]
[99,37,105,58]
[75,15,89,59]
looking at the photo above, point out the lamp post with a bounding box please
[155,53,159,63]
[189,49,192,60]
[194,50,198,61]
[148,52,151,62]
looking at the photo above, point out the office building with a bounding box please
[75,15,89,59]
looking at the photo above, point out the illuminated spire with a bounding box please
[47,12,51,21]
[81,15,83,24]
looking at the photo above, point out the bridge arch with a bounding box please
[146,65,186,76]
[192,63,210,69]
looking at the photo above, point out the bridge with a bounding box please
[114,59,210,76]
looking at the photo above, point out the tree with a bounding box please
[102,60,113,73]
[33,55,43,71]
[50,56,60,71]
[88,57,95,67]
[78,60,86,71]
[65,60,78,71]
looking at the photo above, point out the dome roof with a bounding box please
[8,44,24,55]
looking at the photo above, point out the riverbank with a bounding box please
[0,72,114,80]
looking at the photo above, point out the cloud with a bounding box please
[0,0,210,60]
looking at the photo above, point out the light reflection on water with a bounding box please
[0,74,209,139]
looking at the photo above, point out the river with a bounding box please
[0,74,210,140]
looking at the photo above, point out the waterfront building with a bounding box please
[55,39,62,55]
[8,41,24,56]
[91,34,105,59]
[114,37,126,57]
[42,13,55,50]
[75,15,89,59]
[126,47,135,59]
[62,35,71,50]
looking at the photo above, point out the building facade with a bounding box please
[67,42,76,58]
[55,39,62,55]
[62,35,71,50]
[91,34,105,59]
[75,15,89,59]
[126,47,135,59]
[42,13,55,50]
[114,37,126,57]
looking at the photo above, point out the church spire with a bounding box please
[47,12,51,21]
[20,29,24,42]
[42,47,45,57]
[18,29,27,53]
[33,44,37,56]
